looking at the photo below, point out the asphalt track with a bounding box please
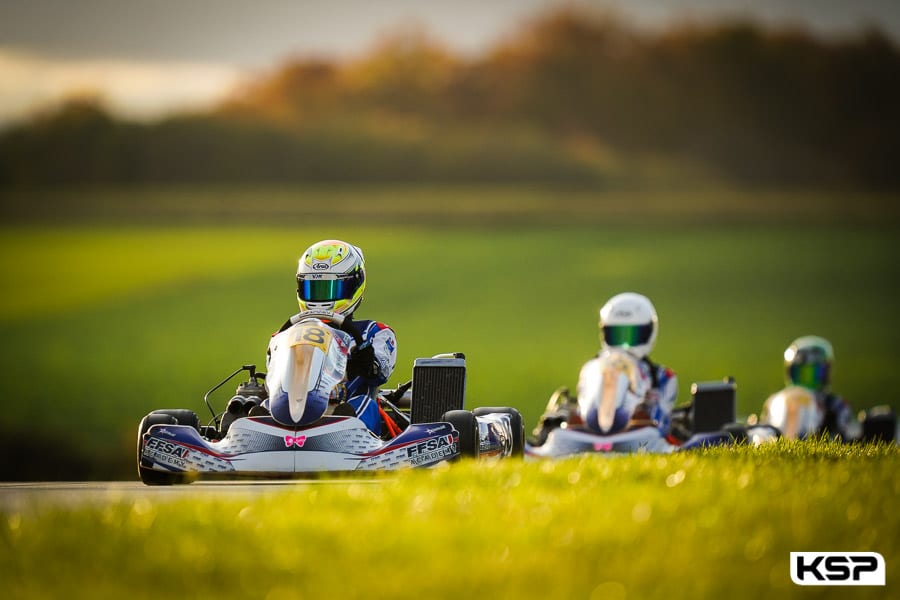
[0,480,378,513]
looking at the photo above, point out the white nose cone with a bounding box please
[762,386,822,439]
[288,344,314,422]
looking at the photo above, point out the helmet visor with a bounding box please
[603,323,653,348]
[788,362,828,390]
[298,272,362,303]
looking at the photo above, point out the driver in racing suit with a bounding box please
[770,335,854,440]
[530,292,678,445]
[269,239,397,435]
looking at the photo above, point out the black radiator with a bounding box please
[690,378,737,432]
[411,355,467,424]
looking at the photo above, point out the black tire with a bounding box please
[137,413,188,486]
[150,409,200,431]
[721,422,750,444]
[473,406,525,457]
[442,410,479,458]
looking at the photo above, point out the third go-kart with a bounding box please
[759,385,897,443]
[526,349,779,458]
[137,311,524,484]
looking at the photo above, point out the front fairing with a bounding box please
[578,350,649,434]
[760,386,824,439]
[526,426,673,458]
[266,319,353,426]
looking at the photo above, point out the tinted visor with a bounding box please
[788,362,828,390]
[603,323,653,348]
[297,272,362,302]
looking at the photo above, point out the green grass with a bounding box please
[2,441,898,599]
[1,186,899,477]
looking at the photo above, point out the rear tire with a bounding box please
[473,406,525,457]
[442,410,478,458]
[137,413,189,486]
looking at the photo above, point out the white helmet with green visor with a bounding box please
[599,292,659,359]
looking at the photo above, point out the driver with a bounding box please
[768,335,853,439]
[271,239,397,434]
[530,292,678,444]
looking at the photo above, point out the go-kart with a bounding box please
[526,350,779,458]
[758,385,897,443]
[137,311,524,485]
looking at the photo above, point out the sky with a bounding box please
[1,0,899,124]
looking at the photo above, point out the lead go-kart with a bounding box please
[526,349,782,458]
[137,311,524,485]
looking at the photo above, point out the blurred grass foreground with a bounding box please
[2,441,898,599]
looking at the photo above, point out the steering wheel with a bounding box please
[289,310,364,346]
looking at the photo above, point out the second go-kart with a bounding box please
[137,311,524,485]
[526,349,779,458]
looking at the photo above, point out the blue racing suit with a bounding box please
[343,319,397,434]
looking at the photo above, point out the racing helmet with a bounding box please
[297,240,366,316]
[599,292,658,359]
[784,335,833,392]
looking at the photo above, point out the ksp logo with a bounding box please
[790,552,885,586]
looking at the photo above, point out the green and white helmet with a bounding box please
[296,240,366,316]
[599,292,658,359]
[784,335,833,392]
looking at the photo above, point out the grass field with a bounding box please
[2,441,898,599]
[1,185,899,478]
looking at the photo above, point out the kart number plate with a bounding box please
[290,324,333,353]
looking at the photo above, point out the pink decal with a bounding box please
[593,442,613,452]
[284,435,307,448]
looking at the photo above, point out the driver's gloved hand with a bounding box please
[348,344,379,380]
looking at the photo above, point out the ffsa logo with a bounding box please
[790,552,885,586]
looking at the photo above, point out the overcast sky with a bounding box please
[2,0,898,123]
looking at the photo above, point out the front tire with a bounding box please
[150,409,200,431]
[137,413,189,486]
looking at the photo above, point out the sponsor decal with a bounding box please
[157,428,176,437]
[143,437,190,468]
[384,337,395,354]
[593,441,613,452]
[790,552,885,586]
[312,263,329,271]
[284,435,308,448]
[406,434,457,465]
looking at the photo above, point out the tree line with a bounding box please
[2,10,899,188]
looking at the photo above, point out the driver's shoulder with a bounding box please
[352,318,395,338]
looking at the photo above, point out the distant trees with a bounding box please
[2,10,899,188]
